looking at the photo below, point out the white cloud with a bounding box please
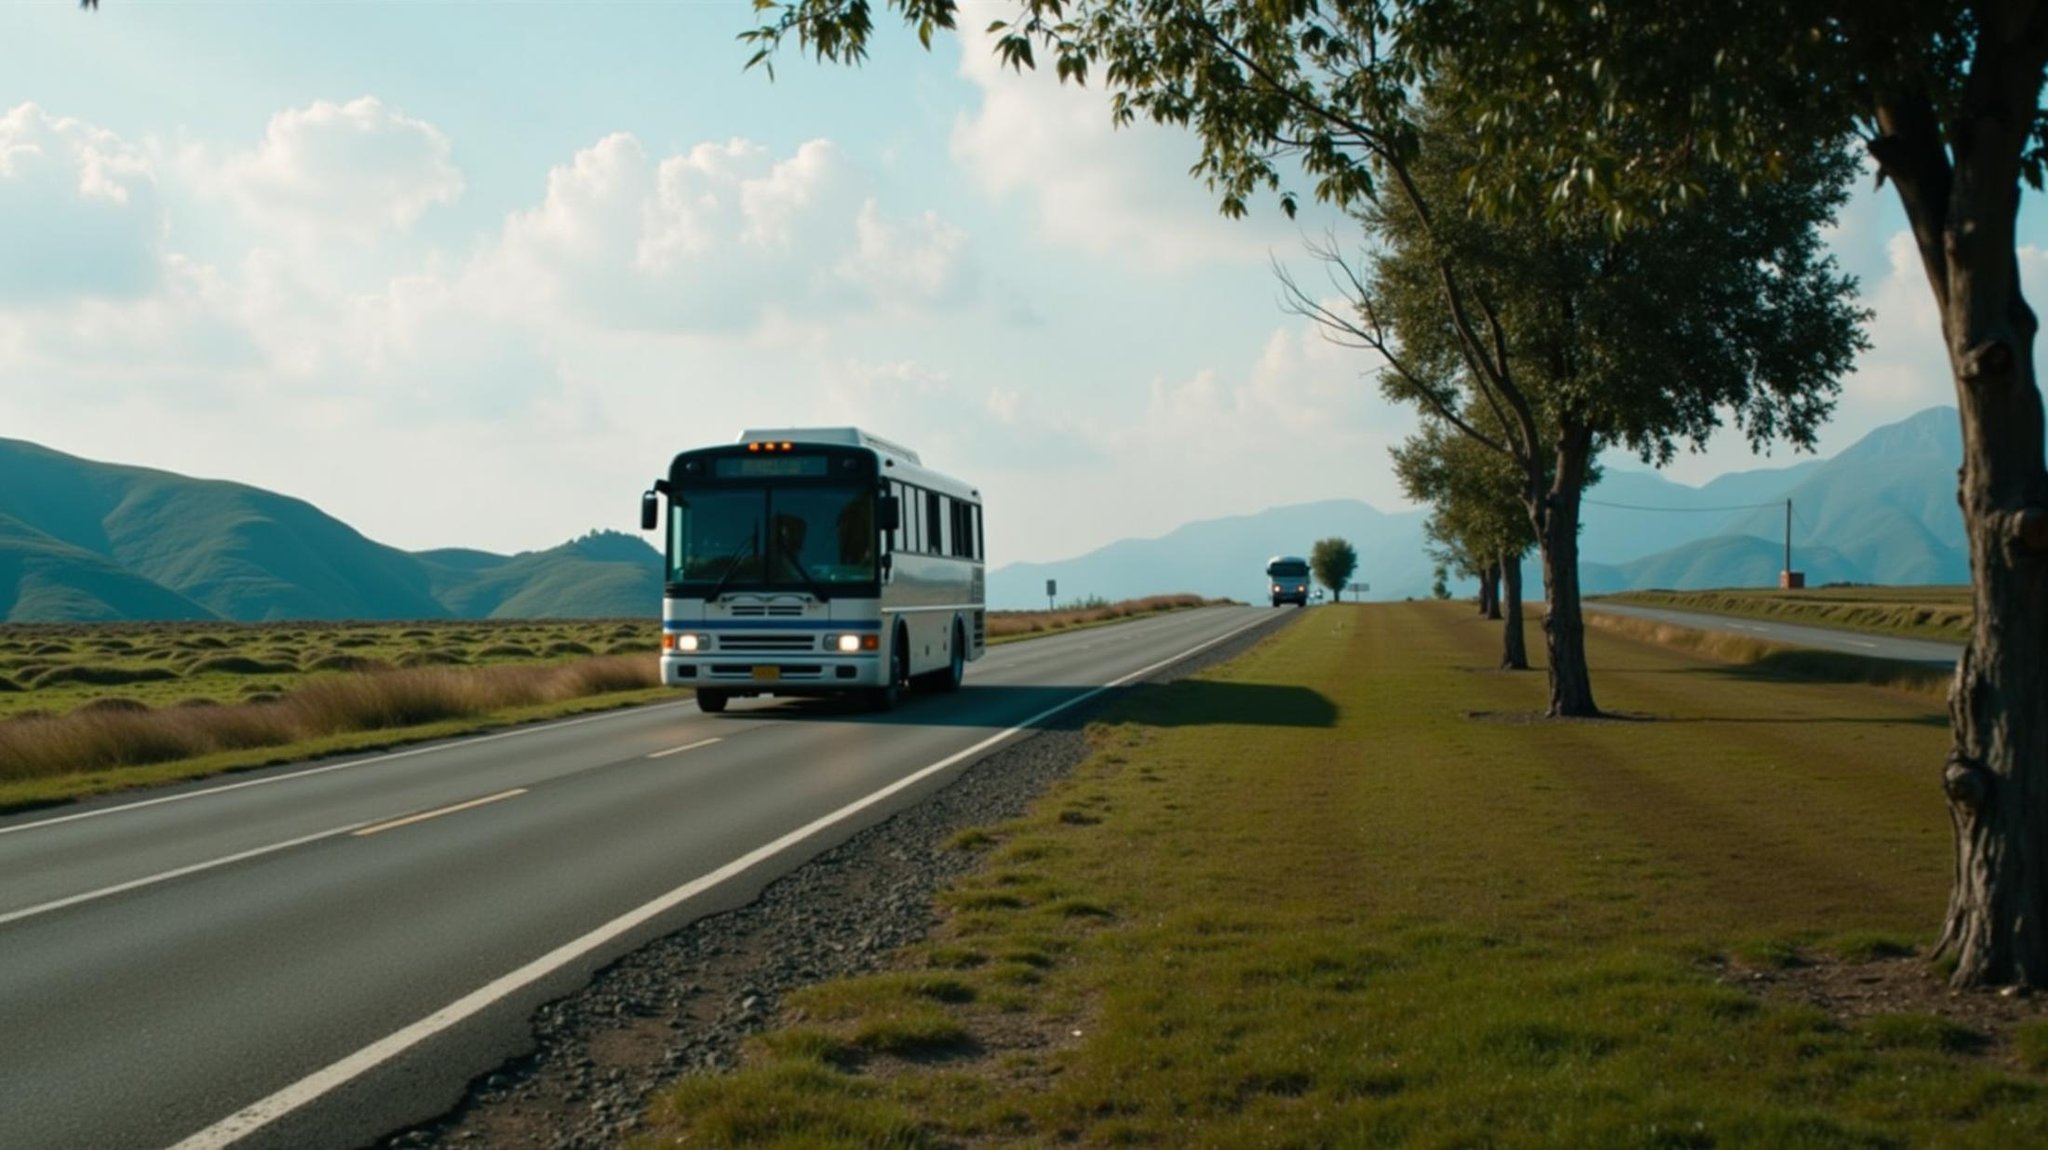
[949,25,1299,272]
[954,315,1417,563]
[198,97,463,241]
[484,133,976,331]
[0,103,163,303]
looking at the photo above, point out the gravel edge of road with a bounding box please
[381,609,1303,1150]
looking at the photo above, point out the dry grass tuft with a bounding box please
[0,655,659,784]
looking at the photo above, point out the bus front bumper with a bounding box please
[661,654,885,693]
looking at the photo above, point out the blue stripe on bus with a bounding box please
[662,619,881,631]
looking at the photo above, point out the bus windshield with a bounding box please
[1267,560,1309,578]
[669,485,878,591]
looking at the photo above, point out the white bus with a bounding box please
[640,427,985,713]
[1266,555,1311,607]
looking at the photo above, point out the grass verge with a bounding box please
[636,601,2046,1149]
[1582,611,1953,699]
[1598,586,1971,644]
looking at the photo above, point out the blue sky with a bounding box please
[2,3,2038,568]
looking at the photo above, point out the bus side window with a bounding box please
[907,485,923,554]
[889,482,905,552]
[926,491,943,557]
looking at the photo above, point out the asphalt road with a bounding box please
[1583,600,1965,665]
[0,605,1288,1150]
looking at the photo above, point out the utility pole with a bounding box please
[1779,498,1805,589]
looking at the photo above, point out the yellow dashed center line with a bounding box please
[351,789,528,837]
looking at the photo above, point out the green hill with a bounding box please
[0,514,216,622]
[0,440,659,622]
[422,532,661,619]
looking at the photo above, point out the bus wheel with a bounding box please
[935,622,966,693]
[868,633,908,712]
[696,689,729,714]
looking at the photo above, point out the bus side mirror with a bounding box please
[877,495,900,533]
[640,490,659,532]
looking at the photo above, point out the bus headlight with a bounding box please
[668,633,706,653]
[826,634,879,652]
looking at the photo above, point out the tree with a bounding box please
[1388,0,2048,994]
[743,0,2048,986]
[748,1,1861,719]
[1310,537,1357,601]
[1279,92,1864,715]
[1393,415,1535,670]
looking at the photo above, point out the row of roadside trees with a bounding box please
[740,0,2048,990]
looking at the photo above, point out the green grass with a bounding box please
[1598,586,1972,644]
[634,601,2047,1149]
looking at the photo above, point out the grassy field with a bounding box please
[0,598,1226,811]
[0,618,670,809]
[634,601,2047,1149]
[1597,586,1972,644]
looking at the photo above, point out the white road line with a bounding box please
[0,701,697,839]
[167,612,1273,1150]
[647,737,722,760]
[1845,639,1879,649]
[0,821,373,929]
[351,790,528,838]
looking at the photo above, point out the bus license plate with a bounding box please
[752,666,781,682]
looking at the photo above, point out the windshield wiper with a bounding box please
[705,528,758,601]
[780,547,830,601]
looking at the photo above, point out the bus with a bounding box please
[640,427,985,713]
[1266,555,1311,607]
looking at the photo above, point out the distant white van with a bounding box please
[1266,555,1311,607]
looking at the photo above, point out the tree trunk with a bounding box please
[1865,32,2048,988]
[1479,561,1502,618]
[1533,424,1598,717]
[1879,75,2048,987]
[1500,550,1528,670]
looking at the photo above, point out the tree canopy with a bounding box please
[1309,536,1357,599]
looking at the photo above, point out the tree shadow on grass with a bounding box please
[1671,650,1951,695]
[1105,679,1339,729]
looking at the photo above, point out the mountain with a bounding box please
[1578,458,1823,564]
[0,513,216,622]
[419,532,663,619]
[989,499,1435,609]
[0,406,1979,621]
[0,439,446,620]
[987,407,1973,608]
[0,438,661,622]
